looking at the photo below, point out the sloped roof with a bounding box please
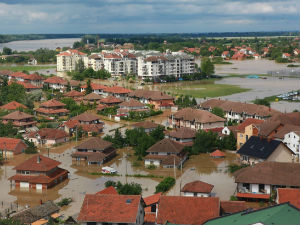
[220,201,247,214]
[210,150,225,157]
[237,136,288,159]
[75,137,112,151]
[2,110,33,120]
[13,155,61,172]
[26,73,44,81]
[100,96,122,104]
[173,108,225,123]
[0,137,27,151]
[11,201,59,224]
[143,192,162,206]
[119,99,145,108]
[167,127,196,139]
[0,101,27,110]
[77,194,142,223]
[146,138,184,154]
[63,90,84,98]
[104,86,132,94]
[128,90,174,100]
[40,99,66,108]
[235,118,264,132]
[44,76,67,85]
[132,121,160,130]
[277,188,300,209]
[204,203,300,225]
[83,92,102,101]
[28,128,68,140]
[81,83,107,90]
[181,180,214,193]
[200,99,280,117]
[273,124,300,139]
[156,196,219,225]
[71,112,101,122]
[95,186,118,195]
[233,161,300,186]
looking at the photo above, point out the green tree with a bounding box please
[201,58,215,77]
[75,59,85,73]
[211,107,225,118]
[66,82,71,92]
[0,82,26,104]
[85,79,93,94]
[149,126,165,142]
[191,130,219,154]
[155,177,176,193]
[2,47,12,55]
[253,98,270,107]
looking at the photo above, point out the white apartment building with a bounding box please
[57,49,194,78]
[283,131,300,159]
[56,49,88,72]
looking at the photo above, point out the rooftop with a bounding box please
[75,137,112,151]
[181,180,214,194]
[277,188,300,209]
[0,101,27,110]
[146,138,184,154]
[13,155,61,172]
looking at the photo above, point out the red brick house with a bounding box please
[9,155,68,190]
[0,137,27,158]
[35,99,69,117]
[2,111,37,129]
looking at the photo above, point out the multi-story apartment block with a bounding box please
[56,49,87,72]
[57,49,194,78]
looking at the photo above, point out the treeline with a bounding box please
[0,34,83,43]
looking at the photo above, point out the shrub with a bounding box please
[230,195,238,201]
[57,198,72,207]
[155,177,175,193]
[147,165,156,170]
[228,163,249,173]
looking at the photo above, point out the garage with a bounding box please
[36,184,43,190]
[20,182,29,188]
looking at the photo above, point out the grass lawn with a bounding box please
[0,65,56,72]
[160,79,250,98]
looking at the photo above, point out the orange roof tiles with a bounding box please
[0,137,26,151]
[28,128,68,140]
[104,86,132,94]
[100,96,122,104]
[220,201,247,214]
[13,155,61,172]
[1,101,27,110]
[210,150,225,157]
[44,76,67,85]
[95,186,118,195]
[77,194,142,223]
[236,193,270,199]
[40,99,66,108]
[63,90,84,98]
[156,196,219,225]
[181,180,214,193]
[143,192,162,206]
[277,188,300,209]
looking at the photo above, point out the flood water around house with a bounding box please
[0,114,238,218]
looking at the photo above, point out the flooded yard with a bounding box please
[0,132,238,218]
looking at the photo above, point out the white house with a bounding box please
[181,180,214,197]
[283,131,300,159]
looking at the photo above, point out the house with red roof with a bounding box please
[221,51,230,59]
[117,99,148,117]
[80,83,107,95]
[2,111,37,129]
[143,192,162,224]
[99,96,123,106]
[77,194,145,225]
[293,49,300,56]
[103,86,132,100]
[28,128,69,146]
[8,72,28,82]
[232,52,246,60]
[0,137,27,159]
[43,76,67,91]
[24,73,44,87]
[9,155,69,190]
[277,188,300,209]
[63,90,84,100]
[156,196,219,225]
[282,53,291,59]
[35,99,69,117]
[181,180,214,197]
[10,81,41,92]
[0,101,27,111]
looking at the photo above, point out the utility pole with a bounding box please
[180,161,183,196]
[173,156,176,196]
[4,142,7,161]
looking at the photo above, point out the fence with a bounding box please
[267,68,300,77]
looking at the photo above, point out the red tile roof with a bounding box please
[28,128,68,140]
[83,92,102,101]
[156,196,219,225]
[15,81,40,89]
[0,137,27,151]
[71,112,101,122]
[220,201,247,214]
[100,96,122,104]
[104,86,132,94]
[44,76,67,85]
[181,181,214,194]
[235,118,264,132]
[63,90,84,98]
[35,108,69,115]
[10,72,28,79]
[13,155,61,172]
[236,193,270,199]
[2,110,34,120]
[77,194,142,223]
[1,101,27,110]
[40,99,66,108]
[210,150,225,157]
[143,192,162,206]
[95,186,118,195]
[81,83,107,90]
[119,99,145,108]
[277,188,300,209]
[26,73,44,81]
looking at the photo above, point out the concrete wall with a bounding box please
[267,144,294,163]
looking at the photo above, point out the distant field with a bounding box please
[156,79,251,98]
[0,65,56,72]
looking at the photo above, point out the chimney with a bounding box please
[37,155,41,163]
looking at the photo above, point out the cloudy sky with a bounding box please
[0,0,299,34]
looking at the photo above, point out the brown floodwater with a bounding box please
[0,111,238,218]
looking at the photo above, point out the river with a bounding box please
[0,38,80,52]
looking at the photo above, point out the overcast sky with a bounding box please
[0,0,299,34]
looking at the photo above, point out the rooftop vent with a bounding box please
[126,199,132,204]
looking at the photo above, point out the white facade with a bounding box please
[283,131,300,159]
[183,192,210,197]
[56,50,88,72]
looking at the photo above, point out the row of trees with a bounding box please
[175,95,197,108]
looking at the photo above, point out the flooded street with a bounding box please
[0,126,237,218]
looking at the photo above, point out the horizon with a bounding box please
[0,0,299,34]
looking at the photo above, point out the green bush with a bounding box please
[147,165,156,170]
[57,198,72,207]
[230,195,238,201]
[228,163,249,173]
[155,177,176,193]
